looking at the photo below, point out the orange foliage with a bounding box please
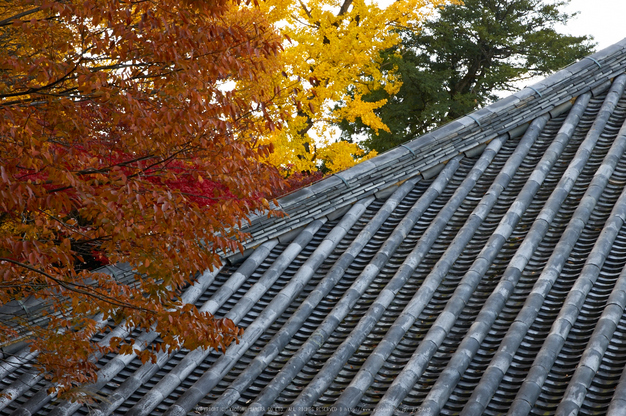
[0,0,285,396]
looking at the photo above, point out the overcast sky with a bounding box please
[559,0,626,51]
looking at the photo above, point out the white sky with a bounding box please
[559,0,626,51]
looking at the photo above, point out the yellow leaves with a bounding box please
[334,94,390,132]
[261,124,316,171]
[253,0,454,172]
[317,140,378,173]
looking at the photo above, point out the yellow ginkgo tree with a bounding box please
[256,0,455,174]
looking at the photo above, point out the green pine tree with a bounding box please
[337,0,594,153]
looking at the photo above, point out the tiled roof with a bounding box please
[3,38,626,416]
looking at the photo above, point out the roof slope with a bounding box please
[3,39,626,416]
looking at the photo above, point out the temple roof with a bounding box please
[3,38,626,416]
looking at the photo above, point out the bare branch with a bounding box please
[338,0,353,16]
[0,7,41,27]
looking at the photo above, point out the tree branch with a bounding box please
[0,7,41,27]
[298,0,313,19]
[0,258,157,313]
[338,0,353,16]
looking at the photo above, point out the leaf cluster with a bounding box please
[0,0,286,396]
[256,0,453,173]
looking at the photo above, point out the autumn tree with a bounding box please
[255,0,454,173]
[0,0,286,397]
[338,0,594,152]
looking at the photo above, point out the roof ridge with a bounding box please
[239,38,626,254]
